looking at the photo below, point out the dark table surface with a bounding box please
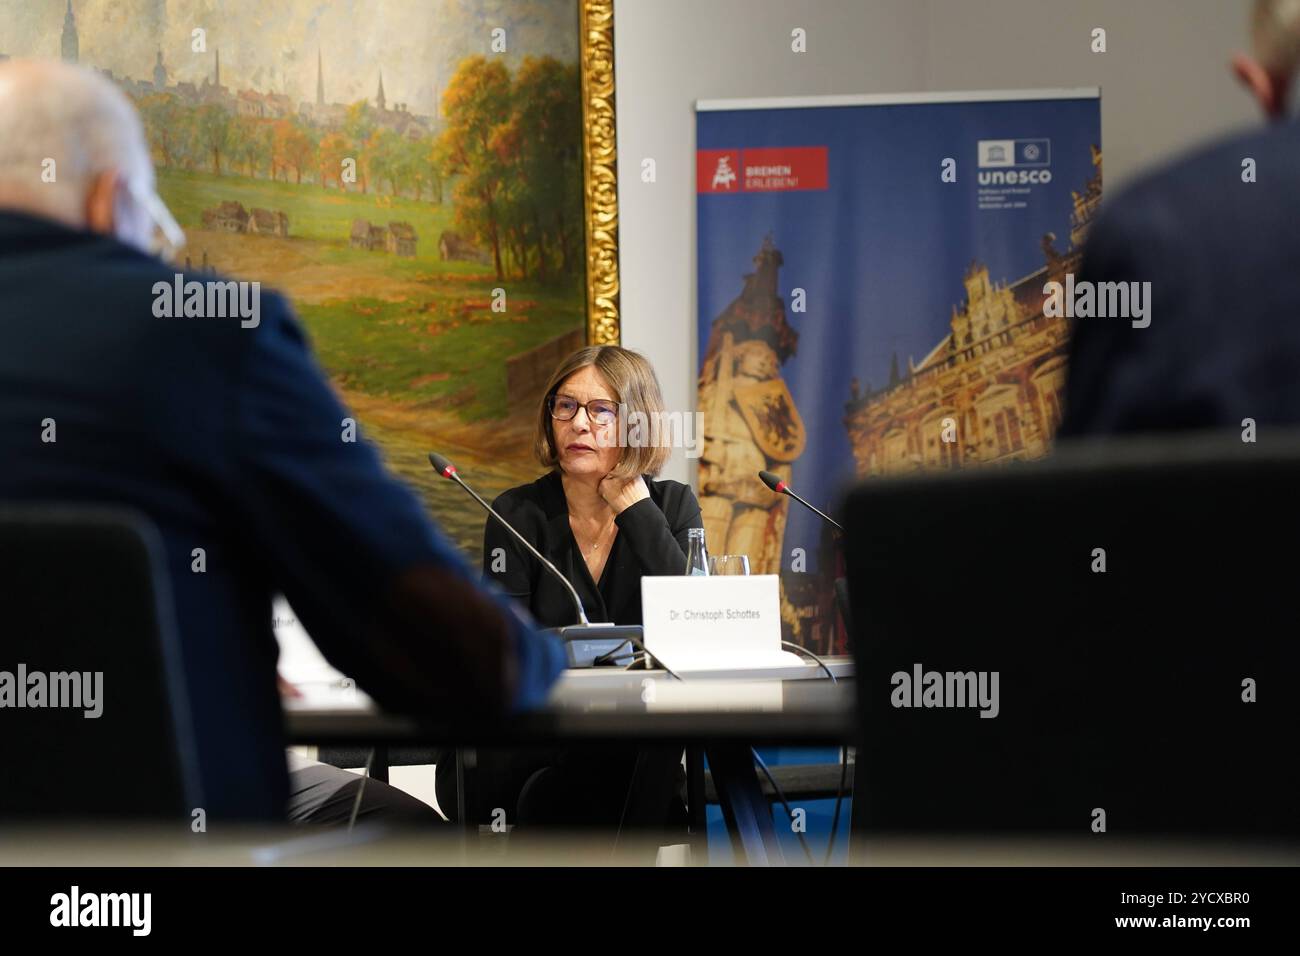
[284,659,856,747]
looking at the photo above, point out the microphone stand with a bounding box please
[429,453,642,667]
[759,470,850,635]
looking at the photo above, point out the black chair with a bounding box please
[842,431,1300,845]
[0,506,202,819]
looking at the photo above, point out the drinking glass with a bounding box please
[708,554,750,576]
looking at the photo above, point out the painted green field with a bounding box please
[156,167,585,422]
[302,292,581,421]
[158,167,468,268]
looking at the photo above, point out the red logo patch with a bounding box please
[697,146,828,193]
[698,149,741,192]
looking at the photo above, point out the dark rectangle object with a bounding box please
[548,625,643,668]
[0,506,202,820]
[841,431,1300,840]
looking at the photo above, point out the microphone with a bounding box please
[428,452,641,667]
[761,469,853,637]
[758,470,845,533]
[430,452,589,625]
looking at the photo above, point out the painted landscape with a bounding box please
[3,0,586,558]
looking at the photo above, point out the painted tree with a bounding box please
[197,103,232,176]
[436,56,511,280]
[140,94,185,168]
[366,126,404,196]
[490,119,530,278]
[230,114,265,178]
[503,56,582,281]
[424,135,444,204]
[273,118,315,185]
[344,102,376,194]
[400,135,432,201]
[317,131,351,189]
[172,108,201,171]
[254,122,276,179]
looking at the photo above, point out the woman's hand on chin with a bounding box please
[597,474,650,514]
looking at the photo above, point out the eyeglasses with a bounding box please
[549,394,619,425]
[124,177,186,262]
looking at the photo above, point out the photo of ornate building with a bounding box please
[843,146,1102,477]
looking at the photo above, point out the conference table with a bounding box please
[284,658,856,865]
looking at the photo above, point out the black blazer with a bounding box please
[484,470,703,627]
[1059,117,1300,436]
[0,212,564,821]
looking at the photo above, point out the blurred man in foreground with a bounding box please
[1059,0,1300,436]
[0,59,565,820]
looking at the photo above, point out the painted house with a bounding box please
[385,221,417,257]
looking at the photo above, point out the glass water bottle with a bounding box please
[684,527,709,576]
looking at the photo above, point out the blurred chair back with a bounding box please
[0,506,201,820]
[843,431,1300,844]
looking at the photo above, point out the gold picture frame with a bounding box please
[579,0,620,345]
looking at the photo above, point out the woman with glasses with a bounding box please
[497,345,702,625]
[436,345,702,834]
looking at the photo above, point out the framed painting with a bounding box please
[2,0,619,560]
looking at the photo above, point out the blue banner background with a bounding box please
[697,94,1102,573]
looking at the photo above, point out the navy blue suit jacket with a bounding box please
[1059,118,1300,436]
[0,211,565,819]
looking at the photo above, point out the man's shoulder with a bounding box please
[1101,120,1300,235]
[102,247,295,330]
[85,242,302,380]
[0,219,302,408]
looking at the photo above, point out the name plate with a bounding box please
[641,575,802,675]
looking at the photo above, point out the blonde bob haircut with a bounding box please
[534,345,669,480]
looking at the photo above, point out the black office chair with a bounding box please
[842,430,1300,845]
[0,506,203,819]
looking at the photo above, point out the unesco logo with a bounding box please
[977,138,1052,168]
[978,137,1053,185]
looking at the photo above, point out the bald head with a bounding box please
[0,58,154,250]
[1234,0,1300,119]
[1253,0,1300,74]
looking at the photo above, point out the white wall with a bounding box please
[614,0,1259,483]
